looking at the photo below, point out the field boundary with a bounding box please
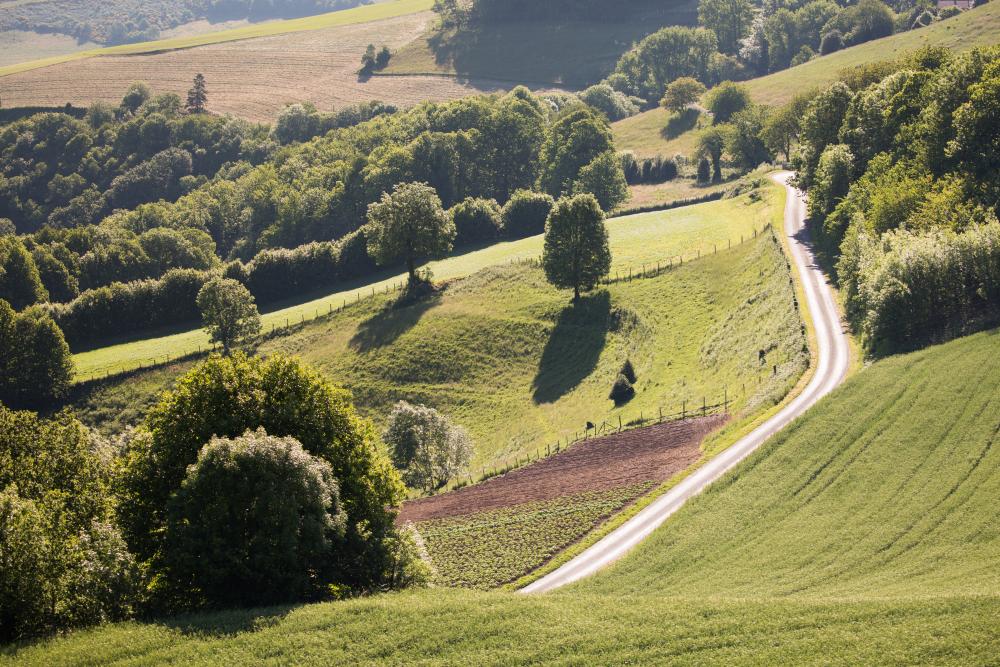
[0,0,434,77]
[71,221,774,384]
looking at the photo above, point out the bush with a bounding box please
[0,407,138,642]
[620,359,637,384]
[246,241,339,303]
[704,81,751,124]
[162,429,347,608]
[845,221,1000,355]
[383,401,473,492]
[609,374,635,405]
[450,197,502,247]
[0,300,72,409]
[501,190,555,239]
[117,354,405,590]
[820,29,844,54]
[578,83,641,121]
[697,157,712,183]
[573,151,630,212]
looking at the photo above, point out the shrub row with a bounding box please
[621,154,679,185]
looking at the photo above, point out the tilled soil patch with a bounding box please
[399,414,727,523]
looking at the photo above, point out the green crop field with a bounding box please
[72,183,785,381]
[68,216,806,473]
[10,330,1000,666]
[415,483,654,589]
[0,0,434,77]
[613,3,1000,158]
[575,328,1000,599]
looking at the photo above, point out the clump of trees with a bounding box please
[609,359,638,405]
[383,401,473,492]
[791,46,1000,354]
[360,44,392,75]
[0,299,72,409]
[450,197,502,246]
[542,193,612,302]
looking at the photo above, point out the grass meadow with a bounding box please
[10,330,1000,666]
[69,220,806,472]
[72,184,785,381]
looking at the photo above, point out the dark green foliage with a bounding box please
[705,81,751,124]
[0,407,137,642]
[272,101,396,144]
[366,182,455,283]
[196,276,261,354]
[162,429,347,608]
[611,26,719,102]
[0,236,47,309]
[726,105,772,170]
[0,299,72,409]
[697,157,712,183]
[609,374,635,405]
[108,148,193,210]
[795,47,1000,354]
[185,74,207,114]
[500,190,554,239]
[620,358,637,384]
[578,84,641,122]
[537,106,615,198]
[620,154,679,185]
[698,0,754,54]
[450,197,502,246]
[573,151,629,212]
[697,125,728,183]
[116,354,404,589]
[542,194,611,301]
[820,29,844,54]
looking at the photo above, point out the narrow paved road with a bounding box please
[521,172,850,594]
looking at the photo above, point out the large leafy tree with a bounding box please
[0,237,47,310]
[196,276,261,355]
[537,106,614,198]
[661,77,706,113]
[0,299,73,409]
[542,194,612,302]
[162,429,347,607]
[383,401,473,493]
[698,0,754,54]
[573,151,629,212]
[705,81,751,124]
[365,181,455,285]
[117,353,405,589]
[698,125,729,183]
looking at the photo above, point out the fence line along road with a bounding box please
[521,171,851,594]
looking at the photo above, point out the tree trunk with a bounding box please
[573,285,580,302]
[407,256,417,284]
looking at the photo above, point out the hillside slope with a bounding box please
[9,330,1000,664]
[613,2,1000,158]
[72,185,783,380]
[576,328,1000,598]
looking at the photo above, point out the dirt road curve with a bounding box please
[521,172,851,594]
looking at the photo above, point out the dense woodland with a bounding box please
[0,0,372,45]
[0,83,625,349]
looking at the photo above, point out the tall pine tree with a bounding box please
[186,73,207,113]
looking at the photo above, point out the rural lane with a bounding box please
[521,171,851,594]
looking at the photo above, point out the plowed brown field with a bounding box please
[0,12,558,122]
[400,414,727,523]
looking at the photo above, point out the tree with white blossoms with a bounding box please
[383,401,473,492]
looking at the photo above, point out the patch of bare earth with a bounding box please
[0,12,557,122]
[399,414,727,524]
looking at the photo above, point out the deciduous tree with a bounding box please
[542,194,611,302]
[196,276,260,354]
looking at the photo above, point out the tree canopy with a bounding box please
[365,182,455,284]
[542,194,611,301]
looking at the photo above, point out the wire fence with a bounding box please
[74,223,775,385]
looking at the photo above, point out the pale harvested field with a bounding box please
[0,12,549,122]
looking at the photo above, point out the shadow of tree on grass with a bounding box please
[663,108,700,140]
[532,291,611,404]
[349,292,443,353]
[159,604,298,638]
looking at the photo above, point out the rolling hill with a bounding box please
[72,182,784,381]
[613,1,1000,158]
[9,329,1000,665]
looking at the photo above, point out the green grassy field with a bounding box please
[382,1,697,88]
[69,218,806,473]
[575,328,1000,599]
[72,184,784,381]
[10,330,1000,666]
[613,3,1000,157]
[0,0,434,77]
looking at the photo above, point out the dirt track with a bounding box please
[1,12,555,122]
[399,415,727,524]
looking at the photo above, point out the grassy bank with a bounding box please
[72,184,783,381]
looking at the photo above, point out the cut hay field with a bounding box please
[71,183,785,381]
[403,415,725,588]
[0,0,433,77]
[613,3,1000,157]
[10,331,1000,666]
[0,10,515,123]
[68,226,807,476]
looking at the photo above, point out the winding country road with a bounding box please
[521,172,851,594]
